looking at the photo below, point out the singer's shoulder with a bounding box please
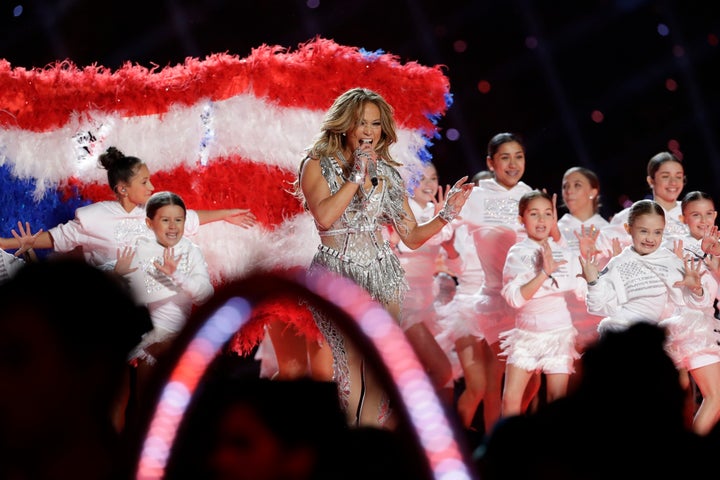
[380,160,403,181]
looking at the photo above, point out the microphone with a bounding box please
[368,159,378,187]
[360,139,377,186]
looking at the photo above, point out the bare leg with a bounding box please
[314,307,392,428]
[522,373,542,413]
[404,322,454,405]
[266,320,310,380]
[132,339,174,413]
[545,373,569,404]
[501,363,533,417]
[111,366,133,433]
[340,336,392,428]
[483,341,505,432]
[690,363,720,435]
[455,335,487,428]
[307,337,334,381]
[678,368,695,429]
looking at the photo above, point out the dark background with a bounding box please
[2,0,719,219]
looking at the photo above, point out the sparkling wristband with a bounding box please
[348,171,364,184]
[438,186,462,223]
[438,208,455,224]
[348,151,367,184]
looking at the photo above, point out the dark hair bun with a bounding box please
[98,146,125,170]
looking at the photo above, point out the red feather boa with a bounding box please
[0,37,450,135]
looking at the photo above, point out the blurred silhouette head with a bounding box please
[164,371,350,480]
[0,256,151,453]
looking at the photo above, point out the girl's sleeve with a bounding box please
[501,246,534,309]
[48,213,87,253]
[585,270,620,317]
[183,210,201,237]
[683,269,717,310]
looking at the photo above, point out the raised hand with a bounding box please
[349,140,376,185]
[433,184,449,216]
[540,240,567,272]
[673,254,705,295]
[701,225,720,257]
[538,240,566,288]
[577,250,600,284]
[672,239,684,260]
[11,221,42,257]
[114,246,138,276]
[224,209,258,228]
[154,247,180,276]
[438,176,473,222]
[575,224,600,259]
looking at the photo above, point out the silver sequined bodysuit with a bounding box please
[304,154,409,422]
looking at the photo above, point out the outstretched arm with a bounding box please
[395,176,473,250]
[195,209,257,228]
[1,221,50,252]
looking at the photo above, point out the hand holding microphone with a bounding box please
[357,138,378,186]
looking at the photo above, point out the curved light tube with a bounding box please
[135,269,473,480]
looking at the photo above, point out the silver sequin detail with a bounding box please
[302,154,410,422]
[483,196,520,224]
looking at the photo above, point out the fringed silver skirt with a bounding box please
[660,309,720,370]
[499,325,579,374]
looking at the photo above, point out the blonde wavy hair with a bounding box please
[292,87,401,202]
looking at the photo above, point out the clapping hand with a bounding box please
[577,246,600,284]
[539,240,565,288]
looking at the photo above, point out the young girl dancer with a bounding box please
[558,167,609,354]
[448,132,538,432]
[500,190,579,417]
[391,162,460,404]
[435,170,496,432]
[115,191,214,368]
[0,146,257,266]
[605,151,688,249]
[582,198,719,434]
[663,191,720,435]
[111,191,214,420]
